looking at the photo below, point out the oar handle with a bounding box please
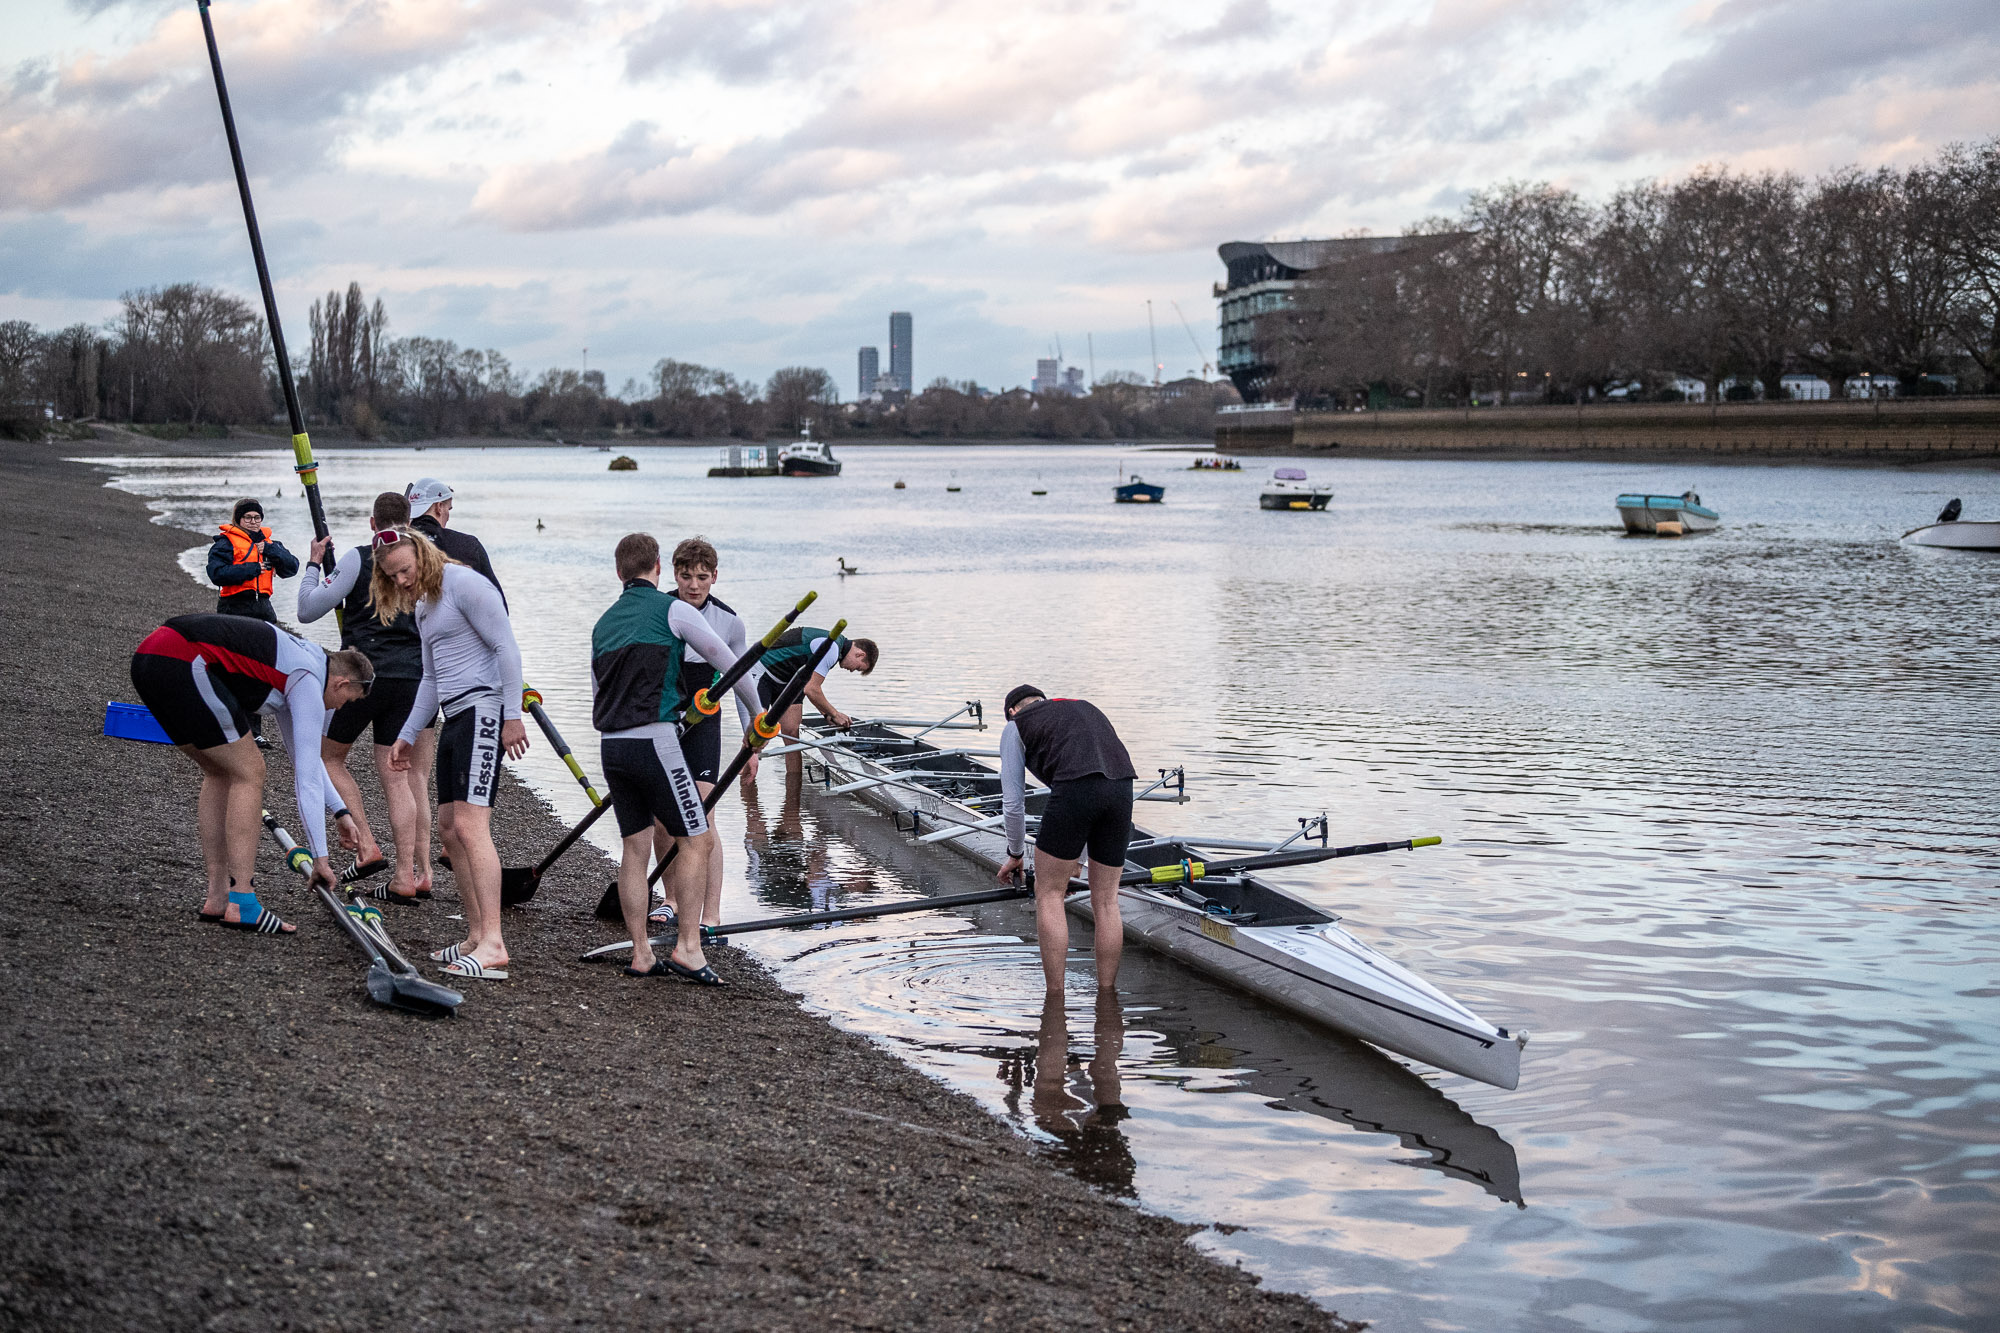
[644,618,845,890]
[523,686,603,805]
[681,590,817,729]
[698,884,1036,939]
[1124,835,1442,887]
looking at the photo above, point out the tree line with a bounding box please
[1264,139,2000,406]
[1,280,1218,440]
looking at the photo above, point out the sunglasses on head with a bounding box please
[372,528,405,547]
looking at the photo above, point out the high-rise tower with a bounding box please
[857,346,880,398]
[889,312,912,392]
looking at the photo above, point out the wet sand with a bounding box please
[0,440,1352,1331]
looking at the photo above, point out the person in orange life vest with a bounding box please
[205,498,300,623]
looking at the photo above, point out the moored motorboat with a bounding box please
[1114,474,1164,503]
[777,428,842,477]
[1617,490,1718,533]
[780,713,1526,1090]
[1903,498,2000,550]
[1259,467,1332,511]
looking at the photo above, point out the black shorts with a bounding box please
[326,676,424,746]
[601,734,708,839]
[130,652,252,750]
[680,713,723,785]
[757,672,792,712]
[436,705,501,807]
[1034,776,1134,865]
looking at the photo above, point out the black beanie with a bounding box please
[1004,684,1046,714]
[231,498,264,526]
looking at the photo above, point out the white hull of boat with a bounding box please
[1619,504,1718,533]
[1903,520,2000,551]
[798,725,1524,1089]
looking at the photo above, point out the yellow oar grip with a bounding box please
[751,713,781,742]
[690,689,720,716]
[1150,861,1204,884]
[290,432,319,484]
[1411,836,1442,848]
[760,590,819,647]
[286,845,313,874]
[522,687,544,710]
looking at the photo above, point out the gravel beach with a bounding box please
[0,439,1353,1332]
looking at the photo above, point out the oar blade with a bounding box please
[499,865,541,906]
[368,961,463,1017]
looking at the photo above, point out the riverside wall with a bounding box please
[1215,397,2000,463]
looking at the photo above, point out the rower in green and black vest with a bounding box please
[756,626,878,775]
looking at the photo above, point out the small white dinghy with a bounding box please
[1903,498,2000,551]
[1259,468,1333,511]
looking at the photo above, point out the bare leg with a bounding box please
[1089,986,1124,1108]
[372,740,420,896]
[409,727,438,891]
[1032,847,1083,994]
[436,802,470,953]
[1086,857,1124,990]
[321,737,380,863]
[447,802,506,968]
[696,780,724,925]
[190,748,231,911]
[781,702,804,777]
[618,828,659,972]
[670,828,716,972]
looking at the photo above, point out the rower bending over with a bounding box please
[994,686,1136,993]
[755,625,877,776]
[377,527,530,980]
[129,615,373,934]
[591,534,764,985]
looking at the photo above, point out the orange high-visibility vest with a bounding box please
[218,524,274,597]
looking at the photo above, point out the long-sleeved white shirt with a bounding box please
[396,564,525,745]
[674,595,761,731]
[260,629,339,859]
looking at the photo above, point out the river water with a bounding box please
[95,442,1999,1331]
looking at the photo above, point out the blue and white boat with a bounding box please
[1616,490,1718,534]
[1114,474,1165,504]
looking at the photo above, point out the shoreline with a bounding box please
[0,440,1349,1331]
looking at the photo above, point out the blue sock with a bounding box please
[227,888,265,926]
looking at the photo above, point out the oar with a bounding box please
[263,812,463,1017]
[584,618,848,942]
[583,833,1437,957]
[523,685,602,805]
[504,592,818,906]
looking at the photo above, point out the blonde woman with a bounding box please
[372,526,529,979]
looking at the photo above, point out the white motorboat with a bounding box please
[779,711,1527,1090]
[1616,490,1718,533]
[777,427,841,477]
[1903,498,2000,550]
[1259,467,1332,511]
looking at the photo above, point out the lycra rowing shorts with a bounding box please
[1034,776,1135,866]
[327,676,424,746]
[601,733,708,839]
[437,705,501,807]
[129,651,252,750]
[680,712,723,785]
[757,671,789,712]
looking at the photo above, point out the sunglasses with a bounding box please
[372,528,406,547]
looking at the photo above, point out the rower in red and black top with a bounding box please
[994,686,1136,994]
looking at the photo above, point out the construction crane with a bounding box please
[1146,300,1161,387]
[1170,301,1212,379]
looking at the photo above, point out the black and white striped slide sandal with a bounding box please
[429,942,469,964]
[442,956,507,980]
[339,857,389,885]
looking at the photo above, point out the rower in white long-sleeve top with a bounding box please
[994,685,1137,994]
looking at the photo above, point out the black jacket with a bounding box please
[410,514,504,606]
[205,528,298,589]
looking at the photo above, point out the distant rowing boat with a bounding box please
[778,711,1527,1090]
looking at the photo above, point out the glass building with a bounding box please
[858,346,880,398]
[889,312,912,392]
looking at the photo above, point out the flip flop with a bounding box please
[219,909,295,935]
[429,942,469,964]
[355,881,421,903]
[198,910,225,923]
[666,957,724,987]
[648,902,677,926]
[443,956,508,980]
[623,958,671,978]
[340,857,390,885]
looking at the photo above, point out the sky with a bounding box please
[3,0,1997,396]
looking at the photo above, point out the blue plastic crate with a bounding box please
[105,701,173,744]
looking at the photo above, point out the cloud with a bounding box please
[624,0,828,83]
[1168,0,1277,46]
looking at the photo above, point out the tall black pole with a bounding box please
[196,0,328,543]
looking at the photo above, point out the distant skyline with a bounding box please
[4,0,1997,394]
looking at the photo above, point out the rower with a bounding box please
[755,625,877,776]
[993,686,1136,994]
[129,614,373,935]
[655,536,760,929]
[378,526,530,981]
[297,490,437,899]
[590,533,764,985]
[406,477,505,599]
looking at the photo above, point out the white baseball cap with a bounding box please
[406,477,454,510]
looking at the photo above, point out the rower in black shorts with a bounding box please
[754,626,877,776]
[994,685,1137,993]
[298,490,436,898]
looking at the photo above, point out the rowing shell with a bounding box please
[789,720,1526,1090]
